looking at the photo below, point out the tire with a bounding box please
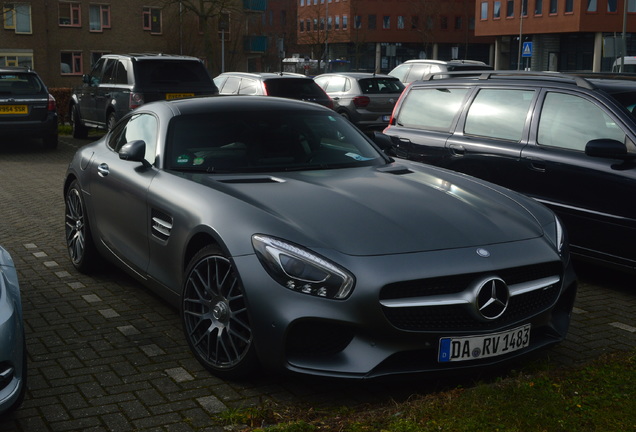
[71,105,88,139]
[338,110,351,121]
[64,180,99,272]
[181,245,258,378]
[106,112,117,132]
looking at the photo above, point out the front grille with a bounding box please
[380,262,563,332]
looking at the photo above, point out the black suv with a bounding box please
[0,67,58,149]
[213,72,333,109]
[70,53,218,138]
[378,71,636,272]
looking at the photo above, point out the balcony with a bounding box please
[244,36,268,53]
[243,0,267,12]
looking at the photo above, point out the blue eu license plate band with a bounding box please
[438,324,531,363]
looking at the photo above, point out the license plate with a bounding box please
[438,324,531,362]
[166,93,194,100]
[382,115,391,122]
[0,105,28,114]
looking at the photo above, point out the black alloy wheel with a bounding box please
[181,245,257,378]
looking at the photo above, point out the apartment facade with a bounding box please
[1,0,296,88]
[296,0,495,72]
[475,0,636,71]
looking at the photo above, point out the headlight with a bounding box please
[252,234,355,299]
[548,215,568,258]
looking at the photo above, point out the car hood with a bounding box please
[197,163,546,256]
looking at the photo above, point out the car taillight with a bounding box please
[387,83,410,127]
[353,96,370,108]
[47,94,57,112]
[129,92,144,109]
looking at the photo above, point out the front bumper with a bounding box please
[235,236,577,379]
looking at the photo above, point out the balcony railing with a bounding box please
[244,35,268,53]
[243,0,267,12]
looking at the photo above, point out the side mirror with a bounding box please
[585,139,632,160]
[372,131,397,156]
[119,140,151,168]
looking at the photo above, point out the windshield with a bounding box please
[166,110,387,173]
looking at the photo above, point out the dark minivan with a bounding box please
[70,53,218,138]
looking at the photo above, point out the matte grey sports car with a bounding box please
[0,245,27,414]
[64,96,577,379]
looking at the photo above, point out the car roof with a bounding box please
[100,53,204,62]
[402,59,488,65]
[156,94,333,114]
[0,66,38,74]
[316,72,398,79]
[411,70,624,90]
[219,72,310,79]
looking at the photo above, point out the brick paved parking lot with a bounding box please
[0,136,634,431]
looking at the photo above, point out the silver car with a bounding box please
[314,72,404,133]
[0,246,26,414]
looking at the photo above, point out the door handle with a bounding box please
[97,163,109,177]
[525,157,546,172]
[449,144,466,155]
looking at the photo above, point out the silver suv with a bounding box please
[388,59,492,84]
[314,72,404,133]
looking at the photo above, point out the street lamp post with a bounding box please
[517,0,524,70]
[621,0,628,72]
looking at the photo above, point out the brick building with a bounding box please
[297,0,494,72]
[475,0,636,71]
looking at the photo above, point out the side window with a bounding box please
[325,76,346,92]
[113,60,129,84]
[465,88,534,141]
[220,76,240,94]
[239,78,258,95]
[101,59,116,84]
[537,92,626,151]
[108,114,159,165]
[87,58,105,85]
[396,88,469,132]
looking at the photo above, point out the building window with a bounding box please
[3,3,32,33]
[455,15,462,29]
[342,15,347,29]
[536,0,543,14]
[59,1,81,26]
[328,15,332,30]
[61,52,82,75]
[494,1,501,18]
[506,0,514,17]
[281,10,286,26]
[91,51,107,66]
[629,0,636,12]
[397,15,405,29]
[481,2,488,19]
[218,12,230,40]
[143,7,162,33]
[335,15,339,29]
[313,18,317,30]
[522,0,528,15]
[565,0,573,12]
[368,14,376,29]
[89,4,110,31]
[300,0,304,6]
[587,0,597,11]
[440,15,448,29]
[354,15,362,29]
[320,17,324,30]
[299,19,304,31]
[411,15,418,29]
[382,15,390,29]
[550,0,558,14]
[0,51,33,68]
[608,0,617,12]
